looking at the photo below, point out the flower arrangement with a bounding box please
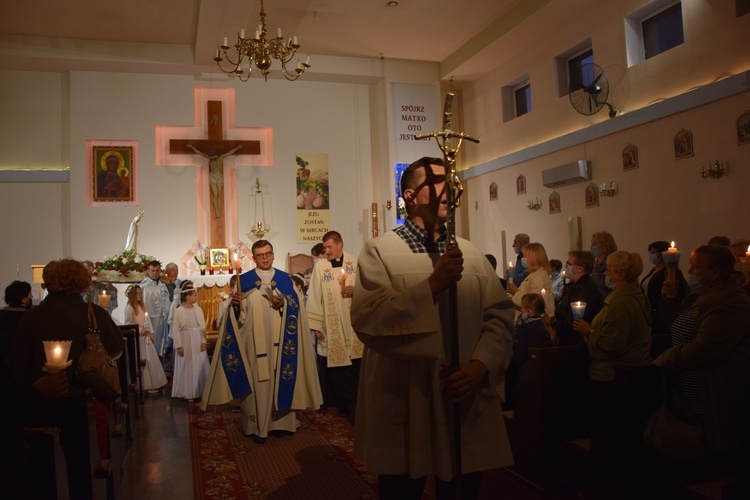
[194,242,208,267]
[93,250,157,281]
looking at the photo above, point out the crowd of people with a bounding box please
[2,156,750,498]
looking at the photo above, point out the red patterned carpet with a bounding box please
[189,404,379,499]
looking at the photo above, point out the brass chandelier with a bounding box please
[214,0,310,81]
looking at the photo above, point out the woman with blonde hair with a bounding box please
[507,242,555,317]
[590,231,618,297]
[123,284,167,393]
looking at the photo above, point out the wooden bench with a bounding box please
[504,343,593,491]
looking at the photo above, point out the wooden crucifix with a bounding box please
[169,100,260,247]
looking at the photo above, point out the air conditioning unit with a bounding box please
[541,160,591,188]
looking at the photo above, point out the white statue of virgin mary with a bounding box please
[124,211,144,253]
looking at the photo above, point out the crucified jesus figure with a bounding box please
[187,143,243,218]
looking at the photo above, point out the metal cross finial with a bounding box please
[415,92,479,250]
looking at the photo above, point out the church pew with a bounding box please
[504,343,593,492]
[52,389,108,499]
[23,427,69,499]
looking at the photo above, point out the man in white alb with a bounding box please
[351,157,515,498]
[307,231,364,418]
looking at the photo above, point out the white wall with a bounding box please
[0,59,441,301]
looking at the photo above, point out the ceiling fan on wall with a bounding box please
[569,63,618,118]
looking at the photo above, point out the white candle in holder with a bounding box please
[43,340,73,372]
[571,301,587,319]
[99,290,111,310]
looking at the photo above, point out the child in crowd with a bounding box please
[170,281,210,401]
[505,293,556,410]
[124,285,168,394]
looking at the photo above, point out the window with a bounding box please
[625,1,684,66]
[513,82,532,117]
[501,74,531,122]
[642,3,684,59]
[567,49,594,94]
[553,40,593,98]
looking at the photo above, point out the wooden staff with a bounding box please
[416,92,479,497]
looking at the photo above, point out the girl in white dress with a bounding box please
[170,281,210,400]
[123,285,168,393]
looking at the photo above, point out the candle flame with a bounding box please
[671,241,675,249]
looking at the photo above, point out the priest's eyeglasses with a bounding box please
[254,251,274,259]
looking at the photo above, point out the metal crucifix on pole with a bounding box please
[415,92,480,496]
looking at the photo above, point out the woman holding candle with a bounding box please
[572,251,651,492]
[507,242,555,317]
[10,259,123,497]
[124,284,167,394]
[573,251,651,380]
[640,240,688,337]
[170,281,210,401]
[554,250,604,345]
[653,245,750,490]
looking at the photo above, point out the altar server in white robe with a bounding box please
[307,231,364,417]
[351,157,515,499]
[170,281,210,400]
[140,261,171,359]
[200,240,322,443]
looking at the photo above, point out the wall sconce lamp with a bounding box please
[701,160,727,179]
[599,181,618,197]
[385,199,392,210]
[527,197,542,211]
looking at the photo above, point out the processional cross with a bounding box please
[415,92,479,496]
[169,100,260,247]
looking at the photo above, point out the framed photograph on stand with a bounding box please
[209,248,230,270]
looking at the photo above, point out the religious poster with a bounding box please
[89,140,137,204]
[296,153,330,243]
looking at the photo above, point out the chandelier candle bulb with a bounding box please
[240,28,245,39]
[277,27,282,38]
[305,54,311,66]
[223,37,228,47]
[293,35,298,46]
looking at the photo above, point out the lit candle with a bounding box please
[99,290,111,310]
[662,241,682,293]
[571,301,587,319]
[746,245,750,262]
[43,340,73,372]
[507,261,515,280]
[541,288,547,297]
